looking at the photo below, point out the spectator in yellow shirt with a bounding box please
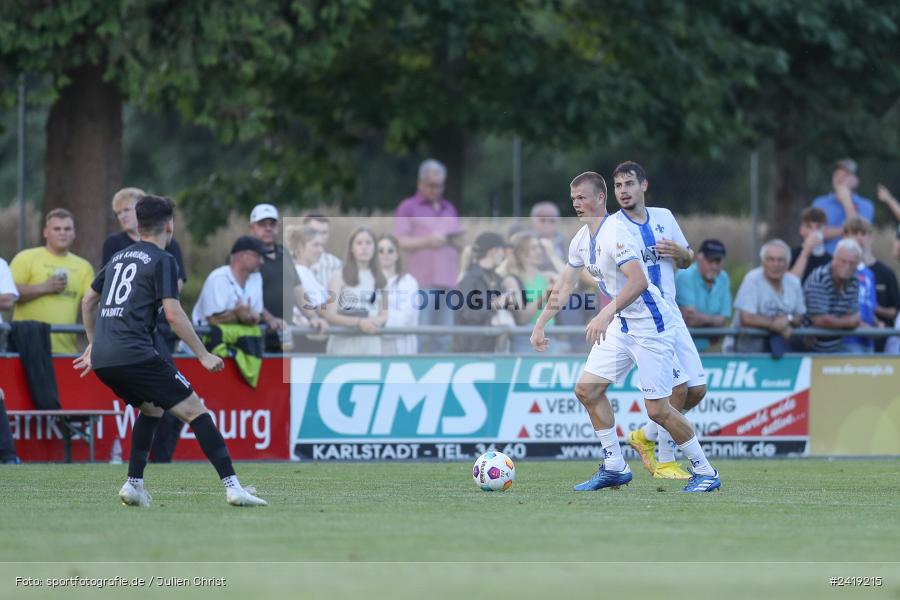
[10,208,94,354]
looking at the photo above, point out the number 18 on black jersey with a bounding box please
[90,241,180,369]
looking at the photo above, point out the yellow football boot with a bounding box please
[653,461,691,480]
[627,428,657,474]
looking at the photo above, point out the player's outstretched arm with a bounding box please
[531,264,580,351]
[73,288,101,377]
[80,287,100,343]
[163,298,224,372]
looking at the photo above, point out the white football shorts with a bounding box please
[582,323,676,400]
[673,321,706,388]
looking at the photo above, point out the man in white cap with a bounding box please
[249,203,305,351]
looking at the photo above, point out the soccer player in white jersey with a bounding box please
[530,171,720,492]
[612,161,708,480]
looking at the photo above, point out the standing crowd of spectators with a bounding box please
[725,159,900,355]
[3,157,900,362]
[3,155,900,464]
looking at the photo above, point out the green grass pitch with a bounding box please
[1,459,898,599]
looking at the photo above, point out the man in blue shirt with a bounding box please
[675,239,732,351]
[812,158,874,255]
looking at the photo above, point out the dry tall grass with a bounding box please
[0,204,42,259]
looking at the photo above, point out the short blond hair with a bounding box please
[111,187,146,212]
[570,171,607,199]
[45,208,74,224]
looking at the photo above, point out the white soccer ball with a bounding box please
[472,451,516,491]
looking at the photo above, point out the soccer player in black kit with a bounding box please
[74,195,267,507]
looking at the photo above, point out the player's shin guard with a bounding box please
[189,413,236,479]
[128,414,161,479]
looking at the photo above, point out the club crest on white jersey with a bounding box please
[614,207,690,314]
[567,215,672,332]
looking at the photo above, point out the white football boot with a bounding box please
[226,486,268,507]
[118,482,152,507]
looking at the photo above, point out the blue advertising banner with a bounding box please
[290,356,810,460]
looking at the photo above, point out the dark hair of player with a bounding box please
[569,172,607,199]
[136,195,175,235]
[612,161,647,184]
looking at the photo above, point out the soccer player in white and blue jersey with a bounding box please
[531,171,719,492]
[612,161,708,480]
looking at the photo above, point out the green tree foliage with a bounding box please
[181,0,778,235]
[713,0,900,239]
[0,0,368,141]
[0,0,368,257]
[3,0,898,247]
[182,0,621,236]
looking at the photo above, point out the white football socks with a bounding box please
[657,427,676,463]
[642,420,659,442]
[222,475,242,490]
[595,427,626,472]
[677,437,715,476]
[127,477,143,489]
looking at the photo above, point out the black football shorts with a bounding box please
[94,356,194,410]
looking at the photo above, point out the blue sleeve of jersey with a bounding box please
[156,255,180,301]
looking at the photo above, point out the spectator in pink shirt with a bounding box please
[394,159,465,352]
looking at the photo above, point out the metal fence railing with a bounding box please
[1,322,899,350]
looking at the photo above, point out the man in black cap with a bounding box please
[192,236,268,327]
[451,232,513,353]
[675,238,733,351]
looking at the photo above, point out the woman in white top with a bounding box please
[289,227,330,352]
[377,234,419,354]
[325,226,387,355]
